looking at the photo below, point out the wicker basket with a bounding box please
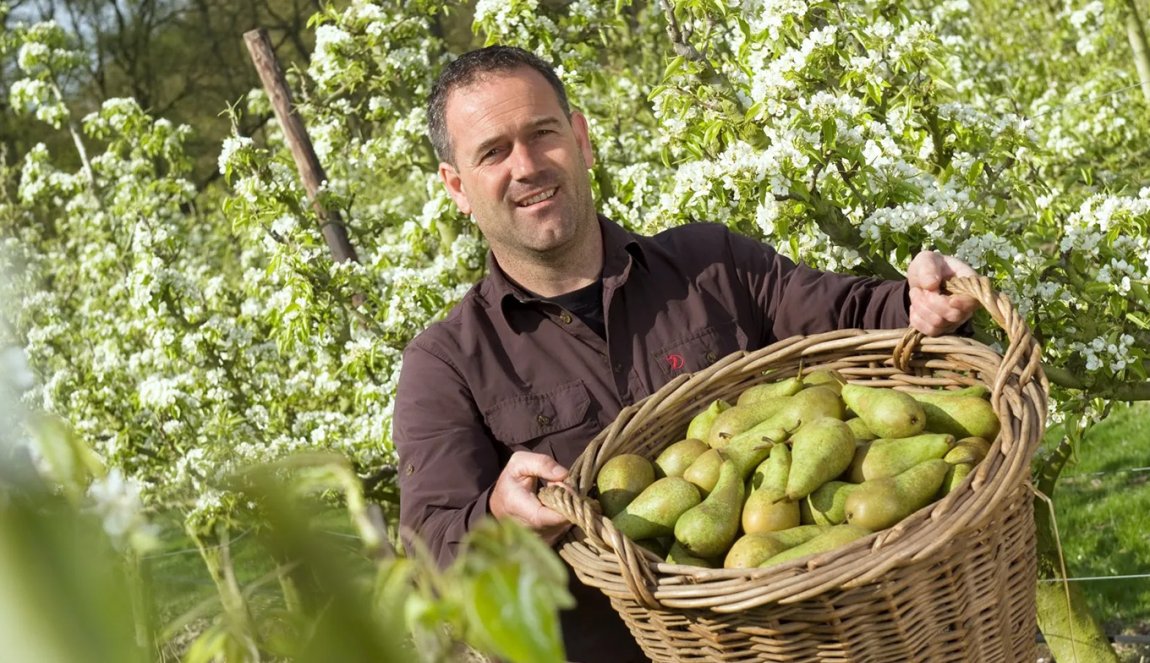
[539,276,1048,662]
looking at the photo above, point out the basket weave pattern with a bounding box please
[539,277,1048,662]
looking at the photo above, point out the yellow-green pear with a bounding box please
[841,384,927,439]
[845,459,949,531]
[802,369,845,395]
[686,399,731,443]
[666,541,717,567]
[801,481,860,526]
[723,425,787,479]
[937,461,975,498]
[907,392,1000,441]
[944,436,991,465]
[706,403,777,449]
[724,534,792,568]
[675,459,744,558]
[743,490,801,534]
[683,448,723,497]
[654,438,710,478]
[852,433,954,482]
[785,417,856,501]
[749,443,791,498]
[758,524,871,568]
[737,377,803,406]
[596,453,657,517]
[845,416,877,441]
[612,477,701,541]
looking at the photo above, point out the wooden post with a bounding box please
[243,29,364,292]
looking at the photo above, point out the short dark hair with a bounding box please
[427,45,571,164]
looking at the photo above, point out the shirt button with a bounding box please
[559,312,573,324]
[405,463,415,476]
[613,363,624,374]
[705,350,717,364]
[536,414,552,426]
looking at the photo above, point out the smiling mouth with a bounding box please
[517,188,558,207]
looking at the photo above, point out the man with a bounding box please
[394,46,978,662]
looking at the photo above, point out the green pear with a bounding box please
[737,376,803,406]
[612,477,701,541]
[686,398,731,443]
[785,417,857,501]
[851,433,954,482]
[706,403,778,449]
[724,534,792,568]
[786,385,846,424]
[743,489,801,534]
[596,453,657,517]
[654,438,710,478]
[635,537,670,558]
[749,443,791,498]
[723,425,787,479]
[841,384,927,439]
[937,461,975,498]
[666,541,717,567]
[758,524,872,568]
[802,369,845,395]
[845,416,877,442]
[907,392,1000,441]
[683,448,723,497]
[675,459,745,558]
[844,459,950,531]
[801,480,860,526]
[944,437,991,465]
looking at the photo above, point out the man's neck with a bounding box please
[493,225,604,298]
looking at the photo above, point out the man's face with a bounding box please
[438,67,597,263]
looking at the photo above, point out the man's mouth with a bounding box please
[516,187,558,207]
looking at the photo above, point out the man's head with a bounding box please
[428,46,572,165]
[429,46,599,281]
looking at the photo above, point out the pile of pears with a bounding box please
[594,370,999,569]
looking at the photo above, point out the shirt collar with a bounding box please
[485,215,646,330]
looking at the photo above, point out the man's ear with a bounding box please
[570,111,595,169]
[438,162,471,215]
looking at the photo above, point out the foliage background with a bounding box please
[1,0,1149,659]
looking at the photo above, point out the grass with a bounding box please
[1045,401,1150,640]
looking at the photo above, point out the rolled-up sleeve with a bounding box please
[393,341,502,568]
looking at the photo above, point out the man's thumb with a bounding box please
[511,451,569,482]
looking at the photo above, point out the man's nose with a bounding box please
[509,142,543,180]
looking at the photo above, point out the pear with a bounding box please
[635,537,670,558]
[845,459,950,531]
[786,385,846,424]
[654,438,710,478]
[850,433,954,482]
[802,369,845,395]
[612,477,701,541]
[724,533,792,568]
[841,384,927,439]
[801,480,860,526]
[749,443,791,498]
[706,403,778,449]
[723,425,787,479]
[596,453,656,517]
[785,417,856,501]
[907,392,1000,441]
[845,416,877,442]
[743,490,801,534]
[737,376,803,406]
[944,437,991,465]
[937,461,975,498]
[675,459,744,558]
[758,524,871,568]
[683,448,723,497]
[686,399,731,443]
[666,541,717,568]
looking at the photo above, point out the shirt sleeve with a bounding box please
[393,340,502,569]
[725,230,910,344]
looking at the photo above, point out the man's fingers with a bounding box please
[507,451,569,483]
[907,250,944,290]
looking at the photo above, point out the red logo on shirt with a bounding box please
[666,353,685,370]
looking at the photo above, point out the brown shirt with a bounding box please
[393,217,909,662]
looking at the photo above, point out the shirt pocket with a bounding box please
[484,379,593,458]
[651,320,746,381]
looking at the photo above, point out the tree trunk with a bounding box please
[1126,0,1150,105]
[1033,435,1120,663]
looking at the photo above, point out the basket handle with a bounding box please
[538,483,664,610]
[892,276,1043,393]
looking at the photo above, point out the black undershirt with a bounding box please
[547,279,606,339]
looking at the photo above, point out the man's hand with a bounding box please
[489,451,572,545]
[906,250,979,336]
